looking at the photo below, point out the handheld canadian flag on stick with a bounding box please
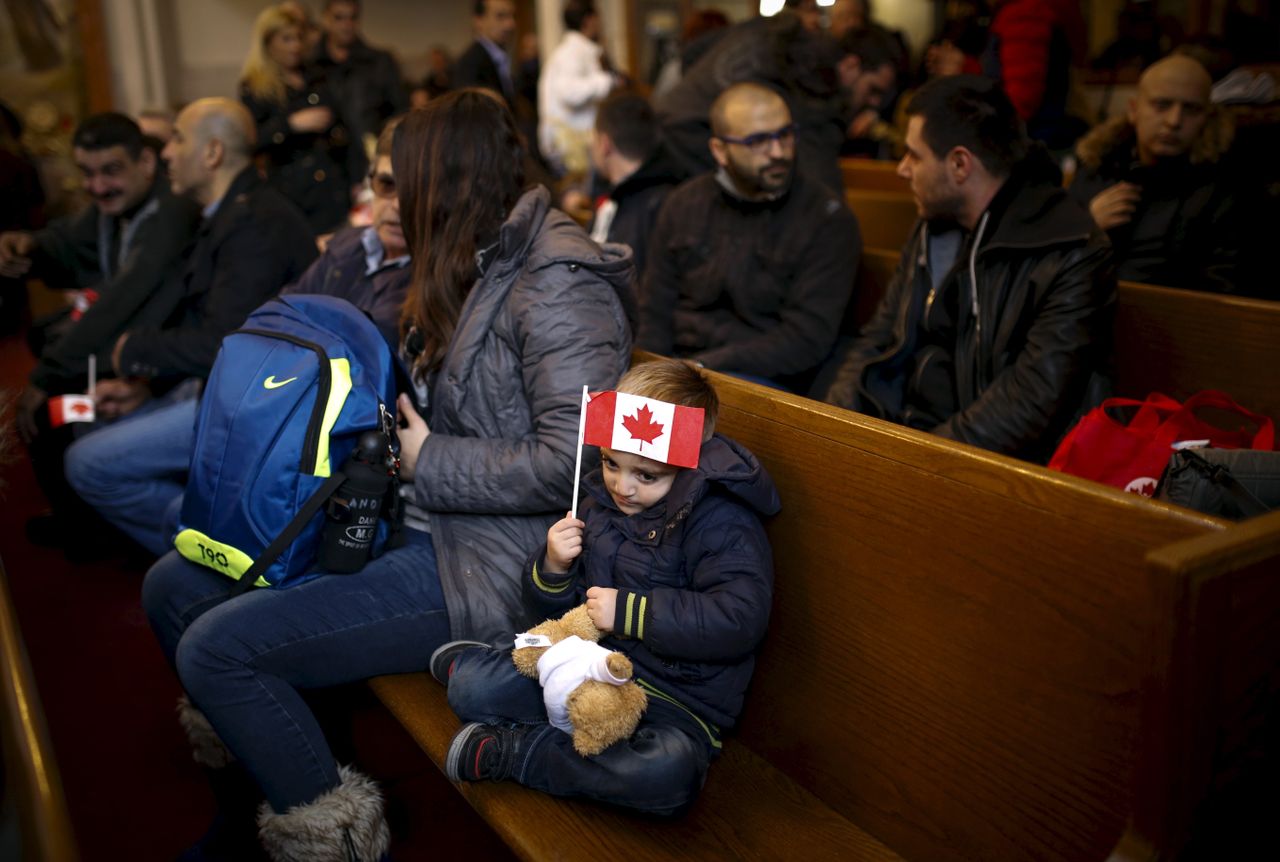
[570,386,589,520]
[48,395,95,427]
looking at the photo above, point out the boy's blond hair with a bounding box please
[616,360,718,442]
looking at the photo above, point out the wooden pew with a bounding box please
[841,158,910,194]
[368,364,1280,862]
[0,561,78,862]
[845,189,918,252]
[1114,283,1280,425]
[852,246,1280,426]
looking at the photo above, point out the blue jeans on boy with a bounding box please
[447,645,715,816]
[64,383,199,556]
[142,528,450,812]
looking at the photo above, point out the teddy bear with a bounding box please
[512,604,648,756]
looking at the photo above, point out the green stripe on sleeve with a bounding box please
[531,562,571,594]
[624,592,636,637]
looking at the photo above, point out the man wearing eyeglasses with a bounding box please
[638,83,860,392]
[282,117,409,345]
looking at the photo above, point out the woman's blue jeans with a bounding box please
[142,529,450,812]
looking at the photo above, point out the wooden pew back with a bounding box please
[845,190,918,252]
[1113,283,1280,426]
[711,376,1219,862]
[0,562,78,862]
[841,158,910,194]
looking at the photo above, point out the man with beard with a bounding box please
[823,75,1113,463]
[638,83,859,391]
[655,9,900,196]
[0,112,200,550]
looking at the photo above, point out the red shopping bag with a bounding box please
[1048,391,1275,496]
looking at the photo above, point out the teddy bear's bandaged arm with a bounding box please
[536,635,630,733]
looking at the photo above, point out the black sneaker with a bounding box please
[428,640,488,685]
[445,723,529,782]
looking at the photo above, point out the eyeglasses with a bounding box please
[368,171,396,200]
[715,124,798,154]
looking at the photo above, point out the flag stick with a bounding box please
[88,353,97,400]
[570,385,588,520]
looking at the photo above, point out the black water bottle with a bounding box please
[318,430,392,573]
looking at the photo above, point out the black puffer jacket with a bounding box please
[524,434,779,730]
[825,157,1115,462]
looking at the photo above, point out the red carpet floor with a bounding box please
[1,330,513,860]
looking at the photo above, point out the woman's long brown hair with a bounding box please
[392,89,526,380]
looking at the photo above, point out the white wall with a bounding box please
[871,0,933,63]
[107,0,476,111]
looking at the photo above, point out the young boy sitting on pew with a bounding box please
[431,359,780,816]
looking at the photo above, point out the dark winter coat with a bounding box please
[414,186,634,645]
[1068,117,1247,296]
[282,225,409,345]
[115,167,317,383]
[28,172,201,393]
[453,40,515,108]
[240,70,362,234]
[524,434,779,729]
[824,156,1115,463]
[589,149,681,281]
[639,170,860,389]
[311,37,406,147]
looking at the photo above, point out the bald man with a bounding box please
[639,82,860,391]
[64,97,317,557]
[1069,54,1249,294]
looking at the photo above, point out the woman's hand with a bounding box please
[287,106,333,133]
[544,513,585,574]
[396,393,429,480]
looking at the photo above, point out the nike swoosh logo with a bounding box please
[263,375,298,390]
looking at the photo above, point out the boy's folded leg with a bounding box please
[446,645,549,724]
[514,704,713,817]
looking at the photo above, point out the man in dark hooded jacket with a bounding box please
[586,90,681,282]
[824,76,1114,463]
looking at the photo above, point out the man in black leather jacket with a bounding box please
[824,76,1114,463]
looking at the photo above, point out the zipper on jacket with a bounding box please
[239,328,330,473]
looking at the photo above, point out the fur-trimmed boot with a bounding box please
[257,765,390,862]
[176,695,267,862]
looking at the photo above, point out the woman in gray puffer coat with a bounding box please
[141,90,633,862]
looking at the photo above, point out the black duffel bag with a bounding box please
[1156,448,1280,520]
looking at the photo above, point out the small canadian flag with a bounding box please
[583,391,704,469]
[48,394,96,427]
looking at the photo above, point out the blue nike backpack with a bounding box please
[175,295,400,590]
